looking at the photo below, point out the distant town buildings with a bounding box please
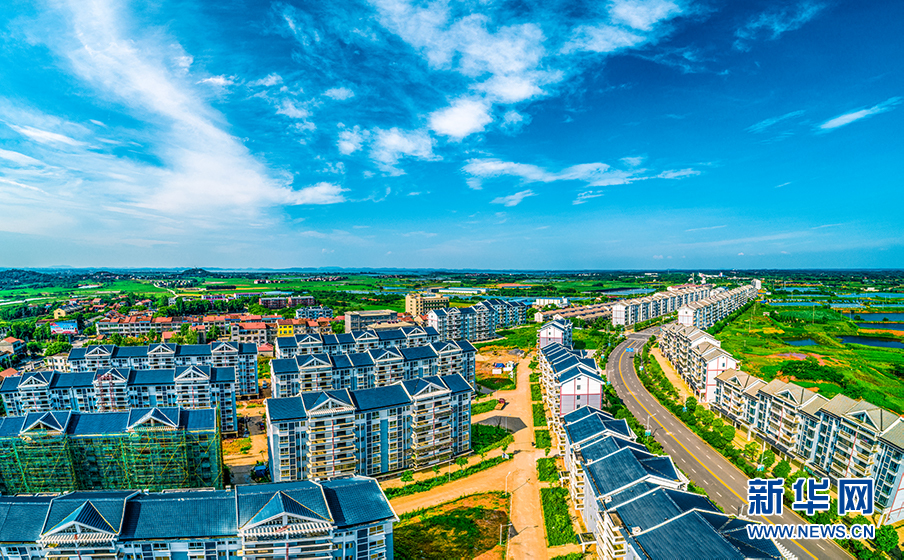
[67,341,259,397]
[266,374,471,481]
[345,309,399,332]
[534,297,569,308]
[0,406,222,494]
[426,299,527,342]
[0,365,238,433]
[0,337,25,360]
[404,292,450,316]
[0,477,395,560]
[294,305,334,319]
[258,295,316,309]
[535,302,612,324]
[611,284,713,327]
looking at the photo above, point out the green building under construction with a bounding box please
[0,406,222,493]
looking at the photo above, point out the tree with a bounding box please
[400,470,414,485]
[26,340,42,357]
[875,524,899,554]
[760,449,776,471]
[207,325,221,341]
[455,457,468,471]
[696,408,714,428]
[743,442,759,461]
[720,425,735,446]
[432,465,440,477]
[772,459,791,480]
[685,396,698,415]
[332,321,345,334]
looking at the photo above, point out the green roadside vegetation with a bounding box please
[716,302,904,413]
[531,383,542,402]
[550,554,587,560]
[385,456,512,498]
[534,429,551,449]
[536,457,558,482]
[540,487,578,546]
[532,403,547,427]
[394,492,509,560]
[476,376,515,392]
[471,424,513,454]
[471,399,498,416]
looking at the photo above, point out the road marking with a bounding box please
[616,346,821,560]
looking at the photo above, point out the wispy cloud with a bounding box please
[323,87,355,100]
[685,224,726,232]
[747,110,805,133]
[370,128,436,175]
[774,181,792,188]
[735,2,826,50]
[491,190,536,207]
[198,75,235,87]
[818,97,902,131]
[0,148,45,166]
[9,124,84,146]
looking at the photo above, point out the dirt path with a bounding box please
[390,351,549,560]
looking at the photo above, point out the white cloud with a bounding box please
[291,182,347,205]
[323,87,355,100]
[735,2,826,50]
[738,252,744,256]
[250,74,283,87]
[620,155,645,167]
[563,25,644,54]
[0,148,44,166]
[610,0,682,32]
[818,97,902,130]
[491,189,535,207]
[199,75,234,87]
[9,124,83,146]
[685,224,726,232]
[429,98,492,139]
[277,99,311,119]
[747,110,805,133]
[656,168,700,179]
[652,255,664,259]
[464,159,636,186]
[337,125,366,155]
[370,127,436,174]
[573,191,604,205]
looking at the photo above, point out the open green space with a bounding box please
[534,429,551,449]
[536,457,558,482]
[540,487,578,546]
[718,303,904,413]
[385,456,511,498]
[471,398,498,416]
[471,424,512,454]
[474,323,540,350]
[532,403,547,427]
[394,492,508,560]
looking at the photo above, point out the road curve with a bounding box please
[607,328,851,560]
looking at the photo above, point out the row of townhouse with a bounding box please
[66,341,259,396]
[0,406,221,494]
[295,305,335,319]
[258,294,316,309]
[559,406,783,559]
[659,324,738,403]
[277,316,337,337]
[265,374,471,481]
[537,319,573,349]
[275,326,445,358]
[0,476,396,560]
[536,303,612,324]
[714,369,904,525]
[676,284,758,329]
[345,310,399,332]
[538,339,606,444]
[96,313,283,340]
[0,365,238,433]
[611,284,713,327]
[271,340,477,397]
[426,298,527,342]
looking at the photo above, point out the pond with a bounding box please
[767,301,824,307]
[839,292,904,298]
[839,336,904,349]
[783,339,819,346]
[855,313,904,321]
[604,288,656,295]
[857,323,904,331]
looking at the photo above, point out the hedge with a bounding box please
[385,455,512,498]
[540,487,578,546]
[537,457,558,482]
[533,403,547,427]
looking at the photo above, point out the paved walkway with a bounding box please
[650,347,693,403]
[389,352,550,559]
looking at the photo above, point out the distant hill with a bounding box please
[180,268,213,277]
[0,269,58,288]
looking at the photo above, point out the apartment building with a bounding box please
[230,321,271,344]
[258,295,316,309]
[96,312,283,338]
[405,292,450,316]
[0,477,396,560]
[270,340,476,396]
[536,303,612,324]
[0,365,238,433]
[538,343,605,443]
[67,341,259,397]
[714,371,904,524]
[0,406,222,494]
[659,324,738,402]
[611,284,712,327]
[295,305,334,319]
[677,284,758,329]
[537,319,573,349]
[535,297,570,308]
[426,299,527,342]
[345,310,399,332]
[275,326,443,358]
[559,405,781,560]
[265,374,471,481]
[0,337,25,359]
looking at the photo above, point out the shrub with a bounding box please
[531,383,542,402]
[537,458,558,482]
[472,424,512,454]
[540,487,578,546]
[533,403,547,427]
[471,399,498,416]
[535,430,552,449]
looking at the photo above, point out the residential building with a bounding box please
[436,287,486,295]
[659,324,738,402]
[258,295,316,309]
[274,326,443,358]
[67,341,259,397]
[345,310,399,332]
[53,303,82,319]
[231,321,271,344]
[611,284,712,327]
[534,297,570,308]
[538,343,605,443]
[426,299,526,342]
[536,303,612,324]
[405,292,450,316]
[537,319,573,349]
[265,374,471,481]
[0,365,238,433]
[676,284,758,329]
[0,476,396,560]
[0,337,25,358]
[270,340,476,396]
[295,305,334,319]
[0,406,222,494]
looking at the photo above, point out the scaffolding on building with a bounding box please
[124,426,190,491]
[0,429,77,494]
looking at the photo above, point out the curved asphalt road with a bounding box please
[607,328,851,560]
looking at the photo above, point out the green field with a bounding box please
[719,303,904,413]
[474,323,540,350]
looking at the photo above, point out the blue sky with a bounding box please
[0,0,901,269]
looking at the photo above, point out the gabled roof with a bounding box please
[42,491,134,537]
[584,447,679,499]
[0,496,54,542]
[235,481,331,528]
[246,491,330,527]
[127,407,179,430]
[45,500,116,534]
[119,490,236,539]
[321,476,397,528]
[23,411,69,433]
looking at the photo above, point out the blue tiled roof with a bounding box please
[300,390,353,412]
[347,352,375,367]
[602,481,662,510]
[275,336,298,348]
[130,369,178,386]
[48,500,116,533]
[580,435,646,464]
[119,490,236,539]
[701,512,782,559]
[235,481,330,528]
[271,358,300,374]
[350,384,412,412]
[267,397,305,421]
[584,447,678,499]
[376,330,405,341]
[562,406,601,424]
[181,408,218,432]
[0,376,20,393]
[439,374,473,394]
[0,496,53,541]
[615,488,717,533]
[247,491,331,526]
[42,491,135,535]
[631,510,763,560]
[400,346,438,360]
[0,416,24,437]
[68,411,130,436]
[321,477,395,528]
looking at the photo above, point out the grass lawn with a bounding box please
[531,383,541,402]
[471,399,498,416]
[394,492,509,560]
[536,457,558,482]
[540,487,578,546]
[472,424,511,454]
[476,377,515,391]
[719,303,904,413]
[534,430,551,449]
[532,403,547,427]
[475,323,540,350]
